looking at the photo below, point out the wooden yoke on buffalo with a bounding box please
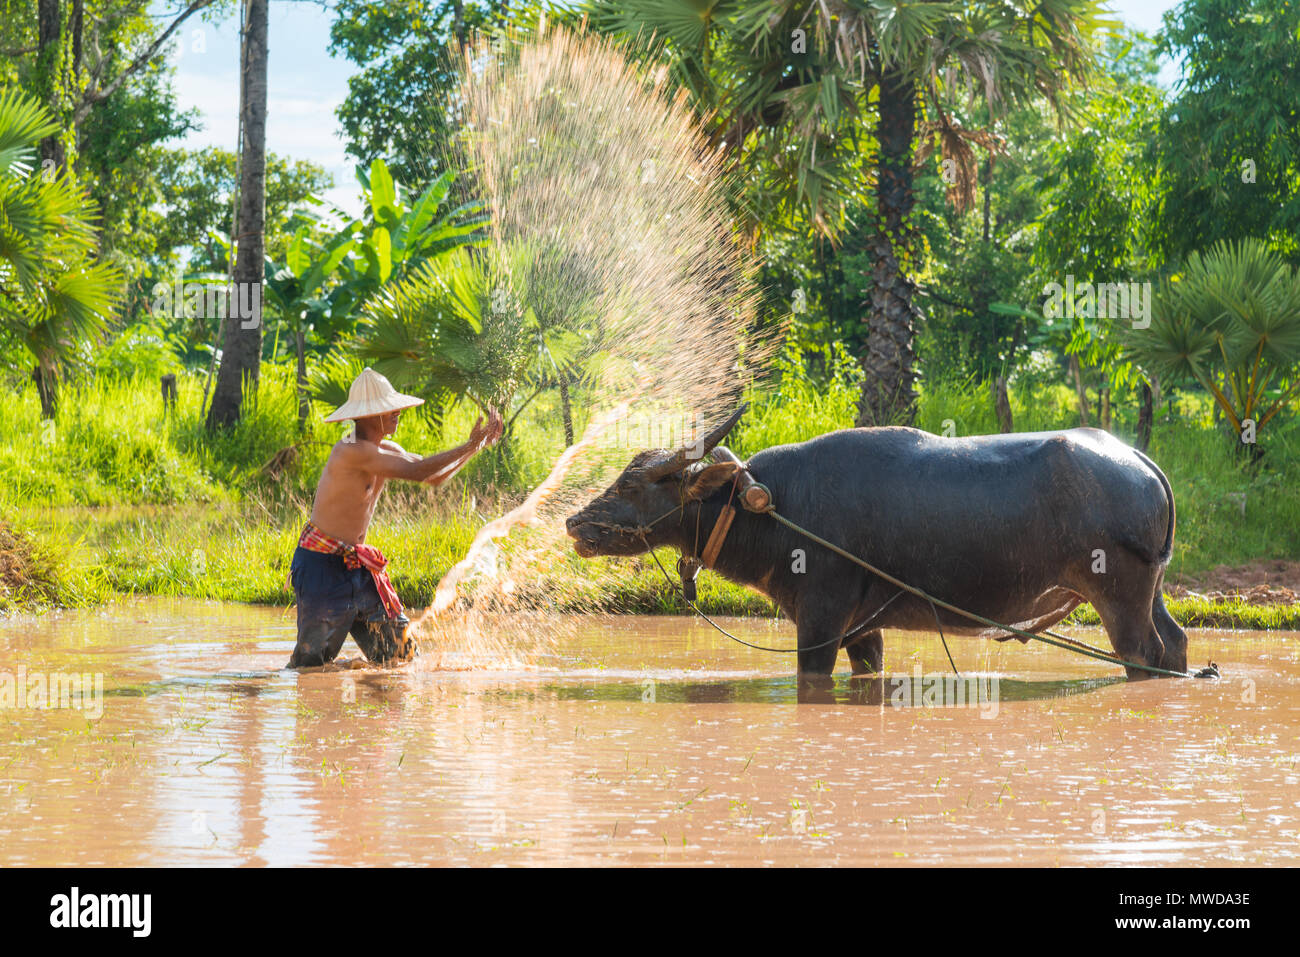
[710,446,772,513]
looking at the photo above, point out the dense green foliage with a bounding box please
[0,89,123,415]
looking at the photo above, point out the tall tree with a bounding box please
[1151,0,1300,261]
[34,0,65,171]
[1035,33,1164,430]
[13,0,217,175]
[780,1,1106,426]
[594,0,1107,425]
[207,0,267,429]
[328,0,514,184]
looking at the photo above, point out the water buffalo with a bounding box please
[565,407,1189,684]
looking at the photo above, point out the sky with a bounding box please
[162,0,1187,219]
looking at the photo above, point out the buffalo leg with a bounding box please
[795,607,847,694]
[842,627,884,676]
[1151,584,1188,674]
[1084,555,1168,679]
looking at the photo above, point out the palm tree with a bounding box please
[0,88,122,417]
[593,0,1107,424]
[207,0,268,430]
[590,0,866,238]
[347,242,594,455]
[1127,239,1300,446]
[352,248,533,429]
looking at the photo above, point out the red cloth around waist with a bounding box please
[297,521,404,620]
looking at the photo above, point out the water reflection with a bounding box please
[532,674,1125,706]
[0,598,1294,866]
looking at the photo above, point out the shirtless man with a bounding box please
[287,367,502,668]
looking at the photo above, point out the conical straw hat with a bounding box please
[323,367,424,422]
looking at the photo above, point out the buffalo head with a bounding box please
[566,405,747,557]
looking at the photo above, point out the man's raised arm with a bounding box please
[348,410,502,483]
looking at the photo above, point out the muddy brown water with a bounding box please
[0,598,1296,866]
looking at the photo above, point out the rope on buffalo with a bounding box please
[644,532,1115,674]
[639,494,1216,681]
[758,507,1218,680]
[640,483,964,671]
[636,470,1216,678]
[643,537,906,656]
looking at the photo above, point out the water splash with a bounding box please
[409,24,773,661]
[426,401,629,617]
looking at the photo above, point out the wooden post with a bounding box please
[1136,381,1153,452]
[991,376,1013,433]
[161,373,178,410]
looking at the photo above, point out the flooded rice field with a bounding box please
[1,598,1296,866]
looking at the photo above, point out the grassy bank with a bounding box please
[3,366,1299,630]
[0,516,112,613]
[13,495,1299,630]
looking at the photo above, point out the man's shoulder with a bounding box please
[326,435,382,465]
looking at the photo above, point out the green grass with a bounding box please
[0,376,222,506]
[1067,596,1300,631]
[0,363,575,509]
[1147,407,1300,577]
[0,513,113,613]
[4,365,1299,628]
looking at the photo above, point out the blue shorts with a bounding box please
[287,546,413,667]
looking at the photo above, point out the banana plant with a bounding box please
[263,222,361,429]
[346,159,489,295]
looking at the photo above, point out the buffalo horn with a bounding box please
[642,403,749,481]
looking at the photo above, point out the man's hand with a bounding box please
[467,407,504,451]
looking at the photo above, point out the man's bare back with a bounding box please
[309,408,503,544]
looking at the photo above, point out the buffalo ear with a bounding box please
[684,461,738,501]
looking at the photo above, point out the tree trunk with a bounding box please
[70,0,83,74]
[31,363,58,419]
[296,327,309,432]
[36,0,66,174]
[856,68,920,428]
[1136,380,1153,452]
[981,154,993,244]
[991,376,1012,433]
[451,0,467,46]
[1068,353,1089,426]
[206,0,267,431]
[161,373,178,410]
[559,376,574,447]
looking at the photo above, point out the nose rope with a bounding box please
[634,502,685,538]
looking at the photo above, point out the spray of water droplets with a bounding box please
[409,25,774,671]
